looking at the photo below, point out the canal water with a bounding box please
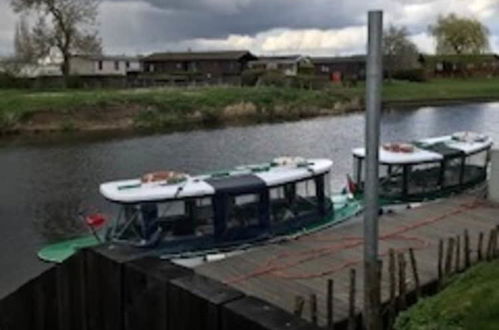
[1,102,499,296]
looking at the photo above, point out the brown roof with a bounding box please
[143,50,256,62]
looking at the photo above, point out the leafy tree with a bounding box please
[10,0,102,82]
[383,25,420,79]
[429,14,489,54]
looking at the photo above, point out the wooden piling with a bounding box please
[327,279,334,330]
[438,239,443,284]
[294,296,305,317]
[348,268,356,330]
[408,248,421,300]
[444,237,455,276]
[398,253,407,311]
[455,235,461,273]
[310,294,317,325]
[387,249,396,329]
[486,229,496,261]
[478,231,484,261]
[464,229,470,269]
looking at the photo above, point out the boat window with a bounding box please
[226,193,260,229]
[443,157,463,188]
[155,198,215,237]
[463,150,488,184]
[407,162,442,196]
[379,164,404,198]
[270,178,320,223]
[353,157,363,187]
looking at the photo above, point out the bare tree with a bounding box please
[10,0,102,82]
[14,16,36,63]
[383,25,420,79]
[429,14,489,54]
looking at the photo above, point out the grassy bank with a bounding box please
[0,86,359,133]
[394,260,499,330]
[1,77,499,134]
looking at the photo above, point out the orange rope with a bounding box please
[225,198,484,284]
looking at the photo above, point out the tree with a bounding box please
[429,14,489,54]
[383,25,420,78]
[14,16,36,63]
[10,0,102,82]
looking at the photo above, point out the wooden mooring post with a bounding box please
[437,239,444,285]
[387,249,397,329]
[409,248,421,300]
[310,294,318,325]
[444,237,455,276]
[294,296,305,317]
[464,229,471,269]
[455,235,461,273]
[478,231,484,261]
[348,268,356,330]
[327,279,334,330]
[397,253,407,311]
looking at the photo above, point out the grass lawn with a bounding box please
[394,260,499,330]
[382,78,499,101]
[0,77,499,132]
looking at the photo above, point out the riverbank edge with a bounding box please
[1,96,498,137]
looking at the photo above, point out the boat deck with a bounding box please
[195,194,499,327]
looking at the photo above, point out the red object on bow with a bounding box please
[85,214,107,228]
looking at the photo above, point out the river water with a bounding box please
[1,102,499,296]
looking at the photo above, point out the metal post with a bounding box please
[363,10,383,330]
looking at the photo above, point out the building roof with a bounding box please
[311,55,366,64]
[143,50,256,62]
[249,55,311,66]
[72,54,140,62]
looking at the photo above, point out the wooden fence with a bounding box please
[0,245,319,330]
[290,225,499,329]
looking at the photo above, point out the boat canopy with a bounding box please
[100,159,333,204]
[352,134,492,165]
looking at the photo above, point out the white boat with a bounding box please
[38,157,361,262]
[352,132,493,203]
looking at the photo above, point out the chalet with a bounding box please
[247,55,314,76]
[419,54,499,77]
[69,55,141,76]
[141,50,257,84]
[311,56,366,81]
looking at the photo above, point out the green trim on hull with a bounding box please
[37,196,362,263]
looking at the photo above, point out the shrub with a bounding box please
[392,69,428,82]
[258,70,289,87]
[241,69,264,86]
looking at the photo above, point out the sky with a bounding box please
[0,0,498,57]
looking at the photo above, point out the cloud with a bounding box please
[1,0,499,56]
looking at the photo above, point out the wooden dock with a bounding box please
[196,195,499,327]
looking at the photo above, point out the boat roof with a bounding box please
[352,133,493,165]
[352,147,443,164]
[100,158,333,204]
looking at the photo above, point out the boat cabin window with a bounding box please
[269,175,331,225]
[442,157,462,188]
[226,193,261,229]
[407,162,442,196]
[463,150,488,184]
